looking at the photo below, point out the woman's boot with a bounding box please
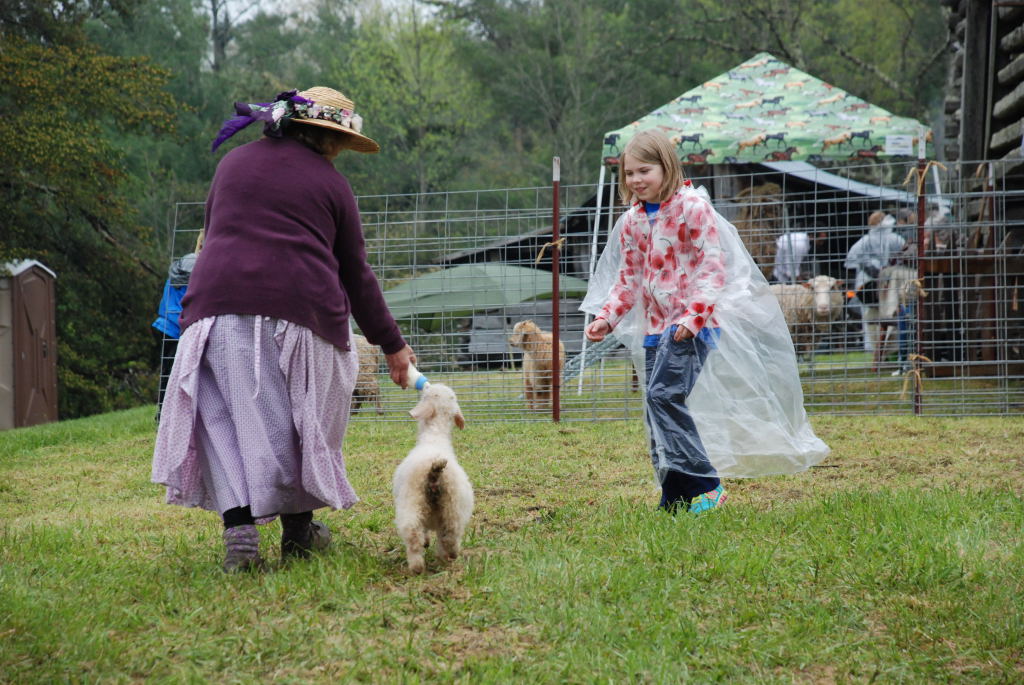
[222,524,266,573]
[281,512,331,561]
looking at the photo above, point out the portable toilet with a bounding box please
[0,260,58,429]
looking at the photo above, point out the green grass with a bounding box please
[2,408,1023,682]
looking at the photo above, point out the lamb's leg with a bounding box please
[436,523,462,561]
[878,324,896,367]
[398,522,426,574]
[372,382,384,415]
[862,319,875,353]
[871,323,888,371]
[539,371,552,408]
[524,377,536,410]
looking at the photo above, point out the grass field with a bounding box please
[1,407,1022,682]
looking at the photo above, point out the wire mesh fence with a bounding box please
[165,158,1024,420]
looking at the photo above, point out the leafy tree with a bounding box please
[0,34,179,417]
[429,0,726,184]
[84,0,216,256]
[680,0,950,120]
[1,0,142,45]
[328,3,489,196]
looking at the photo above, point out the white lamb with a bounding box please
[393,383,473,574]
[866,265,927,371]
[769,275,845,358]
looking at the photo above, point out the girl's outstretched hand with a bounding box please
[673,326,695,342]
[585,318,611,342]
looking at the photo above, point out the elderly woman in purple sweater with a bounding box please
[153,87,416,572]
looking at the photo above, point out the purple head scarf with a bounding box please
[210,90,315,153]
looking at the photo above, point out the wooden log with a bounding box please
[990,118,1023,153]
[997,145,1024,176]
[992,80,1024,123]
[999,4,1024,24]
[998,52,1024,86]
[961,0,992,162]
[1001,23,1024,53]
[946,8,962,33]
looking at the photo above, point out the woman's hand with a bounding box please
[673,325,695,342]
[585,318,611,342]
[385,345,417,388]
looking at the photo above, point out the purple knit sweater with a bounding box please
[179,136,406,354]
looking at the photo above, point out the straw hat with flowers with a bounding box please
[211,86,380,154]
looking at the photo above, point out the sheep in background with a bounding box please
[352,334,384,415]
[769,275,845,358]
[866,265,926,371]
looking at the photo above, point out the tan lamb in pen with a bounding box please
[508,320,566,411]
[351,334,384,415]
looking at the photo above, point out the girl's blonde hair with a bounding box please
[618,129,687,205]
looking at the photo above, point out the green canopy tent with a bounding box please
[601,52,933,165]
[383,263,591,331]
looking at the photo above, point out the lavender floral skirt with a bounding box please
[152,315,360,519]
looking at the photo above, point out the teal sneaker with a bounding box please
[689,485,727,515]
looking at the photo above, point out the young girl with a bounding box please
[583,129,829,514]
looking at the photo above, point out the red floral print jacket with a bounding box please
[598,183,727,336]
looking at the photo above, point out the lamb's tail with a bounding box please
[425,459,448,507]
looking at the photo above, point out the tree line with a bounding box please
[0,0,949,418]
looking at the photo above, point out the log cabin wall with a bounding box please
[938,0,1024,381]
[943,0,1024,187]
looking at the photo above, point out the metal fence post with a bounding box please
[551,157,561,422]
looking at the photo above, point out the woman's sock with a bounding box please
[223,505,255,529]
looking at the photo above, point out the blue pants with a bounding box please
[897,304,912,362]
[644,329,719,507]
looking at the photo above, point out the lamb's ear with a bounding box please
[834,279,844,288]
[801,280,813,289]
[409,401,434,421]
[454,408,466,430]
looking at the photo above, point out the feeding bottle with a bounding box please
[406,363,430,391]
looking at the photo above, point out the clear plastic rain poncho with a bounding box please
[581,184,830,479]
